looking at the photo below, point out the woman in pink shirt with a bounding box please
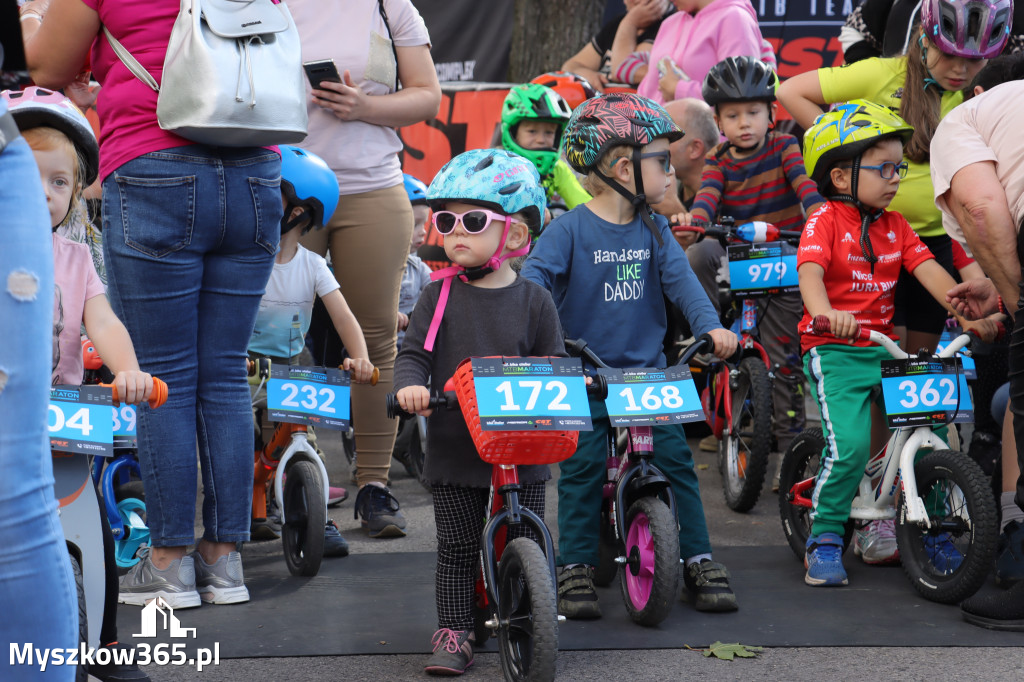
[23,0,282,610]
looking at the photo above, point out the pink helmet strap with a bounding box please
[422,216,531,352]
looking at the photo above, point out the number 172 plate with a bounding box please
[471,357,592,431]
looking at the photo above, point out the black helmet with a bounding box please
[702,57,778,107]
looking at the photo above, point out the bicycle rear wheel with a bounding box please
[720,356,772,512]
[496,538,557,682]
[281,460,326,577]
[896,450,998,604]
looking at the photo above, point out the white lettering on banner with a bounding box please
[435,61,476,81]
[605,279,645,301]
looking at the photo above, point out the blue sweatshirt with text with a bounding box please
[521,205,720,369]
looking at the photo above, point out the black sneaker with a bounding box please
[682,559,738,612]
[88,642,150,681]
[424,628,473,675]
[354,484,407,538]
[324,519,350,558]
[557,565,601,619]
[962,579,1024,631]
[996,520,1024,587]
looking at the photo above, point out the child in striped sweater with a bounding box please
[676,57,824,470]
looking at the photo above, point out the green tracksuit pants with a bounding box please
[557,397,711,566]
[804,343,891,538]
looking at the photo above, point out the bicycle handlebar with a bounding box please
[245,358,379,386]
[672,219,802,246]
[102,377,168,409]
[810,314,1000,361]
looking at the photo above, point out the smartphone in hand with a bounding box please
[303,59,342,88]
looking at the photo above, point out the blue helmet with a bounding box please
[279,145,339,233]
[403,173,428,205]
[426,149,546,231]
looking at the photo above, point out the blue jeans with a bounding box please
[103,146,281,546]
[0,133,77,680]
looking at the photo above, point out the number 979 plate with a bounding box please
[727,242,799,297]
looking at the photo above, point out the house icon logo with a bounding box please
[134,597,197,639]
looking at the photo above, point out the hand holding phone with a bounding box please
[303,59,342,89]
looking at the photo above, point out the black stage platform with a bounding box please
[117,545,1022,658]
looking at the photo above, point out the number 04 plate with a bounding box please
[471,357,591,431]
[881,358,973,428]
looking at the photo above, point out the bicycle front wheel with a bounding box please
[620,496,679,626]
[281,460,326,577]
[720,356,772,512]
[896,449,998,604]
[496,538,558,682]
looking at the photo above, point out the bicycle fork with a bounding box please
[610,426,678,567]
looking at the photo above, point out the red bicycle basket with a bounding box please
[452,358,580,465]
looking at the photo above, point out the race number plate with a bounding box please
[881,358,973,428]
[472,357,591,431]
[599,366,703,426]
[112,404,138,448]
[727,242,799,297]
[267,365,351,430]
[50,385,114,456]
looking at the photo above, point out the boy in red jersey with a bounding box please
[796,100,989,586]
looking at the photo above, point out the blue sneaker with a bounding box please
[354,484,407,538]
[924,533,963,573]
[323,520,350,558]
[805,532,848,586]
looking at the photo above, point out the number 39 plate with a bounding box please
[267,365,351,430]
[881,358,973,428]
[471,357,591,431]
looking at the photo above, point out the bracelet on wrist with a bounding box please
[20,11,43,22]
[998,296,1009,316]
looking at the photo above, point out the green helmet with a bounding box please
[802,99,914,194]
[501,83,573,176]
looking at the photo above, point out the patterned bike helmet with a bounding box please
[2,86,99,185]
[529,71,598,111]
[404,173,428,205]
[921,0,1012,59]
[562,92,682,175]
[501,83,573,177]
[427,148,547,232]
[802,99,914,194]
[702,56,778,106]
[279,145,339,233]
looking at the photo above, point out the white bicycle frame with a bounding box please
[252,373,330,526]
[847,331,972,528]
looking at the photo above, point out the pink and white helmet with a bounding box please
[1,86,99,185]
[921,0,1013,59]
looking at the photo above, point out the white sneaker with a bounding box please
[853,519,899,565]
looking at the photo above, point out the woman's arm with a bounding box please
[608,0,662,82]
[21,0,100,89]
[777,70,828,130]
[312,44,440,128]
[561,43,608,92]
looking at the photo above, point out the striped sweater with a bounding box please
[690,131,824,232]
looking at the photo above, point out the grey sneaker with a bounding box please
[354,484,408,538]
[192,550,249,604]
[118,547,201,609]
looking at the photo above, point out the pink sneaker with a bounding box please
[328,486,348,507]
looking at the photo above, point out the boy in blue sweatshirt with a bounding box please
[522,93,739,618]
